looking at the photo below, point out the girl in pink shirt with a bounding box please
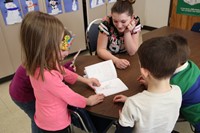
[9,26,76,133]
[20,11,104,133]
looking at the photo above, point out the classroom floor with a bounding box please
[0,30,194,133]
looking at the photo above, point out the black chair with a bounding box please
[191,22,200,33]
[177,114,187,122]
[68,106,97,133]
[86,19,102,55]
[68,106,114,133]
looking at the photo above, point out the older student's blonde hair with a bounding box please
[20,11,65,80]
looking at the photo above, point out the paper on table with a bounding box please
[94,78,128,96]
[84,60,117,82]
[84,60,128,96]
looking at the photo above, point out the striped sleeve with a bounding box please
[98,19,110,36]
[132,16,142,34]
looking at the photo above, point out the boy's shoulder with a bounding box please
[127,85,181,102]
[171,85,182,96]
[188,60,200,69]
[174,60,200,76]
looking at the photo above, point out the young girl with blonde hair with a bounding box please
[20,11,104,133]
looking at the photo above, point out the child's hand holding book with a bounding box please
[86,78,101,90]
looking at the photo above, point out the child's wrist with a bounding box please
[124,29,132,35]
[113,57,119,65]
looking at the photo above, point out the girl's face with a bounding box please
[112,12,132,33]
[60,50,69,60]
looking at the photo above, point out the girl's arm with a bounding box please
[123,31,140,56]
[77,75,100,90]
[49,70,104,107]
[86,94,104,106]
[97,32,119,62]
[74,75,105,106]
[76,75,105,106]
[123,18,140,56]
[97,33,130,69]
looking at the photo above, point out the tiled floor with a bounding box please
[0,30,194,133]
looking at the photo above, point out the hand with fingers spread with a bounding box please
[77,76,101,90]
[86,94,105,106]
[85,78,101,90]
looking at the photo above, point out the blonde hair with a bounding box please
[20,11,65,80]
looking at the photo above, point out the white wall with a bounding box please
[134,0,171,28]
[133,0,146,26]
[87,0,170,28]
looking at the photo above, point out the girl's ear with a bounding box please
[140,68,149,78]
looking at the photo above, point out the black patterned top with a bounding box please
[98,15,142,54]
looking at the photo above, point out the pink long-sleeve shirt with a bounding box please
[30,67,87,131]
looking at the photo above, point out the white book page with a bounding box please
[84,60,117,82]
[94,78,128,96]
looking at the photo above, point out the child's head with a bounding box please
[111,0,136,33]
[138,36,178,79]
[111,0,135,16]
[20,11,65,78]
[168,34,190,65]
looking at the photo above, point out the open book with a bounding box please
[84,60,128,96]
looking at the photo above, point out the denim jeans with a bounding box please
[12,99,41,133]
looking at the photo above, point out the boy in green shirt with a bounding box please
[169,34,200,133]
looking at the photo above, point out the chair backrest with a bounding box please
[191,22,200,33]
[86,18,102,55]
[68,106,97,133]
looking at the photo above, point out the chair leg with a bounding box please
[190,123,199,133]
[171,130,180,133]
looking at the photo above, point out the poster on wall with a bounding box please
[90,0,105,9]
[0,0,23,25]
[108,0,116,3]
[45,0,62,15]
[20,0,39,16]
[63,0,79,12]
[177,0,200,16]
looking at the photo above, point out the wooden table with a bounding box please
[71,54,144,120]
[71,26,200,120]
[142,26,200,66]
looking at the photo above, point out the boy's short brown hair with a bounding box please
[168,34,190,65]
[138,36,178,79]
